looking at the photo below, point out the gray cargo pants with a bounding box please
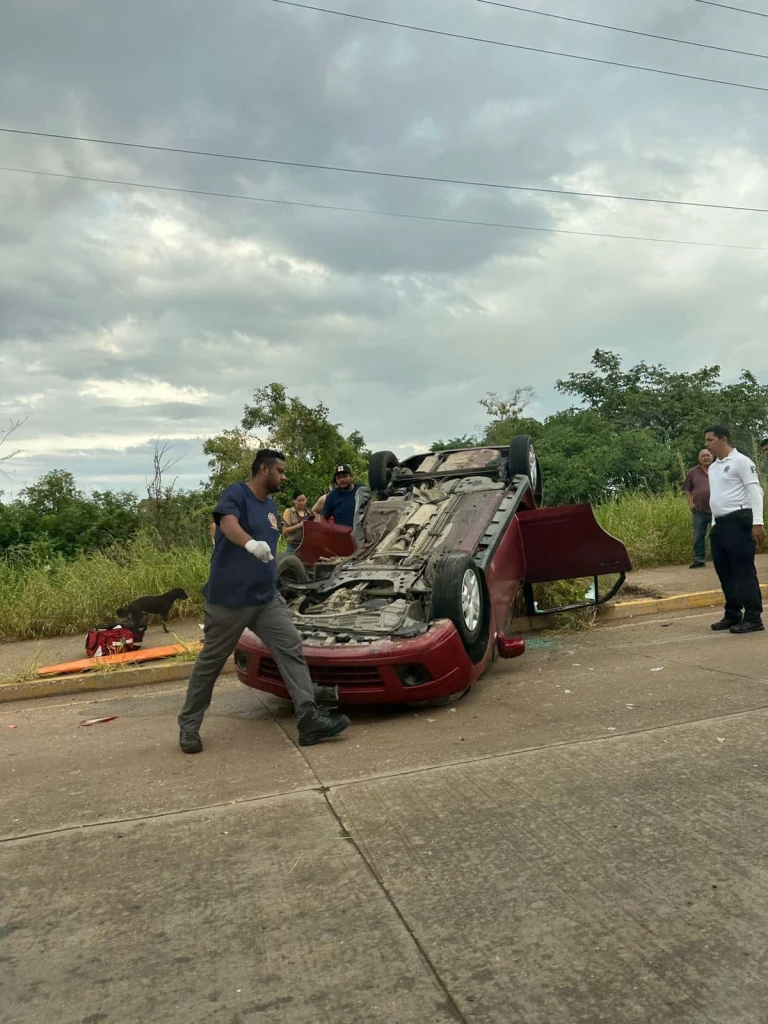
[178,596,315,733]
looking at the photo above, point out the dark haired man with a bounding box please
[320,464,360,528]
[761,437,768,460]
[704,426,765,634]
[178,449,350,752]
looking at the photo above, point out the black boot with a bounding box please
[711,617,742,631]
[729,620,765,634]
[297,706,350,747]
[179,730,203,754]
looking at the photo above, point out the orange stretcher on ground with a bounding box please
[37,642,202,677]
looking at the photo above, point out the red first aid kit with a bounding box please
[84,625,144,658]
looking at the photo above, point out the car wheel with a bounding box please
[368,450,399,492]
[276,553,308,599]
[432,553,484,648]
[507,434,542,503]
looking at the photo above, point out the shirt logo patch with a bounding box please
[724,465,731,474]
[268,513,278,530]
[751,464,757,474]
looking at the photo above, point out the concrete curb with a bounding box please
[0,656,234,705]
[511,582,768,632]
[3,581,765,702]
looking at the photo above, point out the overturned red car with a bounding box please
[234,437,631,705]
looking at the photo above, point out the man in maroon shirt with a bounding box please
[683,448,713,568]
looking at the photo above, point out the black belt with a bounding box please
[714,508,751,524]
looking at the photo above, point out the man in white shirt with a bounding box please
[705,425,765,634]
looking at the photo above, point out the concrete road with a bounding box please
[3,608,768,1024]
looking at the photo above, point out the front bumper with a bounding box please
[234,620,482,705]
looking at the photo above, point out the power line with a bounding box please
[695,1,768,17]
[477,0,768,61]
[2,164,767,253]
[4,127,768,216]
[271,0,768,94]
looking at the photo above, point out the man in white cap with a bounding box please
[319,464,360,528]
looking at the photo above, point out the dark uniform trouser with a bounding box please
[178,596,315,733]
[710,510,763,624]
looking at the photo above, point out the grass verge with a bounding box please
[2,489,760,643]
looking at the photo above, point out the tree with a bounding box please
[146,440,183,502]
[241,383,370,504]
[1,470,140,557]
[556,349,768,463]
[0,417,26,477]
[531,409,669,505]
[440,351,768,506]
[202,428,259,496]
[430,434,481,452]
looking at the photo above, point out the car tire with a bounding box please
[368,450,399,492]
[276,553,308,598]
[432,553,485,649]
[507,434,542,504]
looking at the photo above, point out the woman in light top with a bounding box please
[282,489,314,555]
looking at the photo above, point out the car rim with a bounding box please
[528,447,538,488]
[461,570,481,632]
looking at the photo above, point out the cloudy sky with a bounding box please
[2,0,768,497]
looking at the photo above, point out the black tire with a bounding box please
[507,434,541,502]
[276,553,308,598]
[368,450,399,492]
[432,553,485,648]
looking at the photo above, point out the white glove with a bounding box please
[245,539,274,562]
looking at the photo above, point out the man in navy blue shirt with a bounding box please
[321,464,361,528]
[178,449,350,753]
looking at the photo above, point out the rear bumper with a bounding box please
[234,620,483,705]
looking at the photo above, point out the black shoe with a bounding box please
[689,561,706,569]
[729,621,765,635]
[180,731,203,754]
[711,618,742,631]
[297,707,351,747]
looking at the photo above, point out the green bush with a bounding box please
[0,531,211,642]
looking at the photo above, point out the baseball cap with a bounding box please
[334,463,352,478]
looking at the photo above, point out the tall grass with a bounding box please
[0,532,211,642]
[593,490,693,569]
[1,488,764,641]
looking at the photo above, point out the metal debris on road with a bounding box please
[80,716,118,726]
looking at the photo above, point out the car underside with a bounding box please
[234,439,632,705]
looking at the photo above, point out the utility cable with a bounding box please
[477,0,768,61]
[695,1,768,17]
[2,164,767,253]
[270,0,768,94]
[3,127,768,216]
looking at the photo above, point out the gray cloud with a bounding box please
[2,0,768,497]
